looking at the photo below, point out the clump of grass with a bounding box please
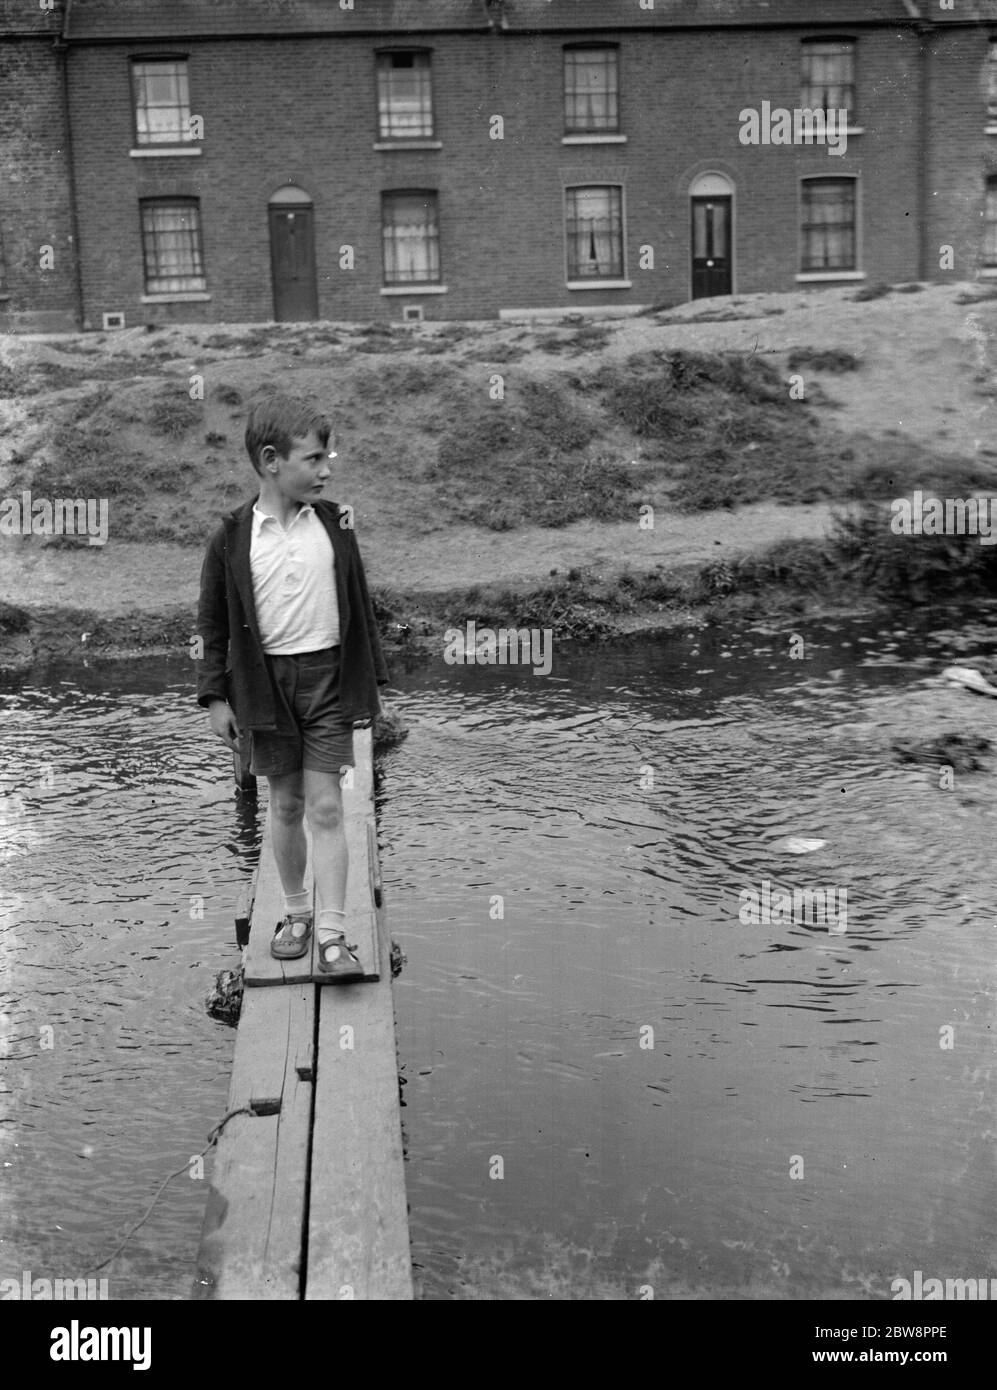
[731,539,837,595]
[428,324,473,345]
[0,601,30,635]
[599,349,827,510]
[213,383,242,406]
[842,444,997,502]
[433,376,627,529]
[637,300,679,317]
[786,347,861,373]
[27,422,137,500]
[955,288,997,305]
[453,580,614,640]
[149,392,202,437]
[464,341,528,364]
[534,322,612,356]
[353,362,442,400]
[851,282,892,302]
[205,431,228,446]
[891,732,990,773]
[145,457,198,491]
[203,334,246,349]
[0,362,40,397]
[829,502,997,601]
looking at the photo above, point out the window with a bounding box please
[565,186,624,279]
[984,178,997,266]
[376,51,433,139]
[132,58,193,145]
[801,39,855,116]
[800,178,857,272]
[140,199,205,293]
[382,192,440,285]
[564,46,619,133]
[988,40,997,118]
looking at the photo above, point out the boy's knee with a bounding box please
[306,790,343,832]
[271,788,306,823]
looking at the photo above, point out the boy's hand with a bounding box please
[208,700,240,751]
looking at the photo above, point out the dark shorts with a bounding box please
[248,646,355,778]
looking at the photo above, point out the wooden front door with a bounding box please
[691,196,732,299]
[269,205,318,321]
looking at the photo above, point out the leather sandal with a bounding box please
[270,914,313,960]
[316,933,364,982]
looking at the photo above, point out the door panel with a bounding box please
[691,196,732,300]
[269,206,318,321]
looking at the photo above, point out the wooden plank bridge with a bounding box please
[193,727,413,1300]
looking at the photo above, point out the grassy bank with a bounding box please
[6,306,996,547]
[3,283,997,669]
[6,501,996,674]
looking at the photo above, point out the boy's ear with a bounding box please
[260,445,278,471]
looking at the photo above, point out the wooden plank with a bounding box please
[243,806,313,988]
[305,887,412,1300]
[194,986,315,1299]
[228,986,315,1111]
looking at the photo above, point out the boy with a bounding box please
[196,393,388,980]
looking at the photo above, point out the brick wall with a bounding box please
[923,26,997,284]
[0,32,79,332]
[67,24,926,326]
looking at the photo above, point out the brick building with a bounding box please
[0,0,79,331]
[4,0,997,330]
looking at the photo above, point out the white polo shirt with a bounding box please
[250,501,340,655]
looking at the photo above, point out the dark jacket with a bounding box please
[195,497,389,730]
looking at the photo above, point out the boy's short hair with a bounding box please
[244,393,332,474]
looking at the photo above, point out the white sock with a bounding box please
[316,908,346,946]
[285,890,312,919]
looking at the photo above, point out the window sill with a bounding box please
[130,146,202,157]
[561,133,627,144]
[566,278,632,291]
[380,284,448,295]
[373,140,442,151]
[141,291,211,302]
[986,124,997,135]
[978,267,997,277]
[795,271,865,283]
[0,292,11,302]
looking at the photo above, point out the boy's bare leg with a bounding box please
[303,767,348,939]
[268,769,308,900]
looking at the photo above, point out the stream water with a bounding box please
[1,615,995,1299]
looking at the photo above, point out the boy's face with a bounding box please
[262,428,335,502]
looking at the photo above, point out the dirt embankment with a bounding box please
[1,281,995,670]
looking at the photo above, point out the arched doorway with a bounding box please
[689,172,734,300]
[268,185,318,321]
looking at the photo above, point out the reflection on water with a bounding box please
[2,617,996,1299]
[0,663,258,1301]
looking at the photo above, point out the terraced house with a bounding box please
[3,0,997,330]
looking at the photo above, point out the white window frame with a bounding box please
[564,183,630,289]
[796,174,864,282]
